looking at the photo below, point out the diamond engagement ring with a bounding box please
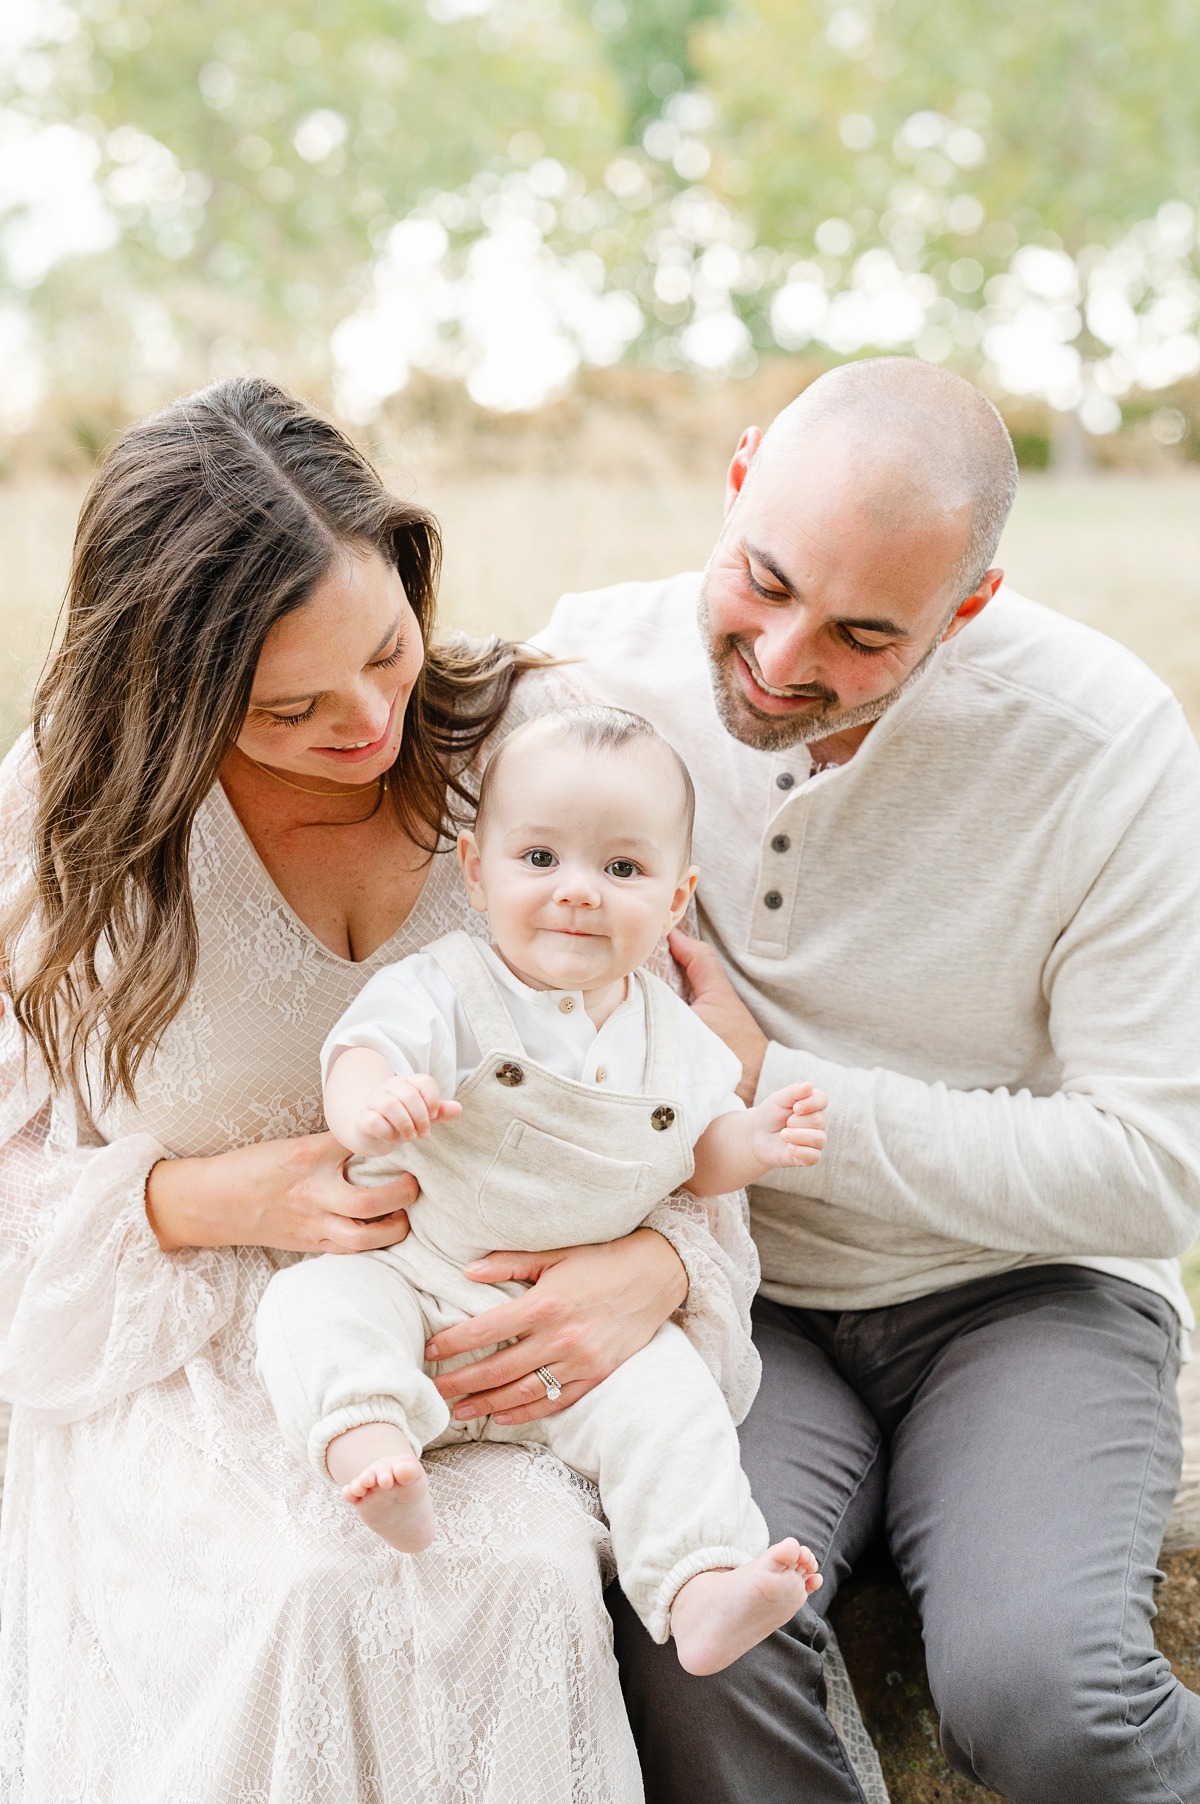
[535,1366,562,1402]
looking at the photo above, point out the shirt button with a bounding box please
[595,1066,608,1083]
[558,996,575,1013]
[764,890,783,910]
[776,772,795,790]
[771,834,791,854]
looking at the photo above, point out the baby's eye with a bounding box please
[606,858,640,879]
[523,848,557,869]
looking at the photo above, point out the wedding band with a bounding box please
[535,1366,562,1402]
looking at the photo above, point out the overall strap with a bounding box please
[637,966,682,1098]
[427,932,527,1058]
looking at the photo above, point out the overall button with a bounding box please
[771,833,791,853]
[558,995,576,1013]
[764,890,783,909]
[650,1105,676,1131]
[496,1062,525,1086]
[595,1066,608,1083]
[776,772,795,790]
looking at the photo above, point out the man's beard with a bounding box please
[698,580,956,753]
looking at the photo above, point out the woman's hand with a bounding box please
[146,1131,417,1255]
[424,1228,689,1426]
[669,927,769,1105]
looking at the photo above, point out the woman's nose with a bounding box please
[326,689,391,745]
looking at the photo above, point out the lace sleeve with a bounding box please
[0,736,239,1422]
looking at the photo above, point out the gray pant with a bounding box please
[609,1265,1200,1803]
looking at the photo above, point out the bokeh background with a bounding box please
[2,0,1198,1299]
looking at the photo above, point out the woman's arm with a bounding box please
[422,1180,764,1429]
[0,1006,418,1425]
[423,1227,690,1424]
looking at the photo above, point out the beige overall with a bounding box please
[256,932,768,1640]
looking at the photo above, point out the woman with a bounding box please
[0,379,761,1802]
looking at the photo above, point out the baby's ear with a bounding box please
[457,831,488,912]
[667,864,700,930]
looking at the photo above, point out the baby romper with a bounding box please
[255,931,769,1641]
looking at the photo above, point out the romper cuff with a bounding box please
[310,1397,428,1480]
[643,1543,754,1645]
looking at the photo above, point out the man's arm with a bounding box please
[688,710,1200,1260]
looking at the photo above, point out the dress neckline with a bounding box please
[206,777,445,969]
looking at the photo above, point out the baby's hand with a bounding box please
[747,1081,828,1171]
[354,1073,462,1154]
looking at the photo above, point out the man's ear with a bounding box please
[724,427,762,516]
[667,865,700,931]
[944,568,1003,642]
[457,831,488,913]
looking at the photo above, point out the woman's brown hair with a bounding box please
[3,376,544,1105]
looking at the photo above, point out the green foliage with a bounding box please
[6,0,624,400]
[696,0,1200,257]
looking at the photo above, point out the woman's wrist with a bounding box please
[631,1224,690,1316]
[145,1154,216,1252]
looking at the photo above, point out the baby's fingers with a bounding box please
[433,1098,463,1123]
[360,1105,406,1143]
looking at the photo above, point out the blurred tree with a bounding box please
[2,0,623,415]
[575,0,722,135]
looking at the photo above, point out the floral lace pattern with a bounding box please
[0,669,885,1803]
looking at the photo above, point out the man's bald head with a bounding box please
[749,358,1018,600]
[699,358,1017,753]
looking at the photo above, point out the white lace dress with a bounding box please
[0,684,886,1803]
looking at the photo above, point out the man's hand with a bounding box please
[669,928,769,1104]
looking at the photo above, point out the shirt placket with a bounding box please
[747,760,810,959]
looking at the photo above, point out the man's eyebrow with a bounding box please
[251,613,403,709]
[744,541,910,639]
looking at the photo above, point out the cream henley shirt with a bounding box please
[534,575,1200,1325]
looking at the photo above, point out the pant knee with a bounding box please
[934,1636,1194,1803]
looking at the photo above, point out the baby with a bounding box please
[255,705,828,1675]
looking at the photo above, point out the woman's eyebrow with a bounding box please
[251,614,404,709]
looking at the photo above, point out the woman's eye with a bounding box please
[524,848,556,868]
[606,859,639,879]
[263,701,318,728]
[373,637,407,669]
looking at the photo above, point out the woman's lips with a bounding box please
[311,700,397,764]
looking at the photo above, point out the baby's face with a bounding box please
[458,735,697,995]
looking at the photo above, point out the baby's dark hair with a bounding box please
[474,704,697,859]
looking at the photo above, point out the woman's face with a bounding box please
[236,547,424,788]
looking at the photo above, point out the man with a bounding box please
[534,358,1200,1803]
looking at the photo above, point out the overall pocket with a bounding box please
[476,1120,650,1249]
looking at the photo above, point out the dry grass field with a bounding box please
[3,468,1200,1306]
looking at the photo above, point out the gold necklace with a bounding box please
[239,747,390,801]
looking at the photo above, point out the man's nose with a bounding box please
[754,613,822,690]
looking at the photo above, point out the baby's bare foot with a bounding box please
[343,1456,435,1552]
[670,1539,822,1675]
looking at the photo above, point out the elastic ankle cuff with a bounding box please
[643,1544,752,1644]
[310,1399,422,1480]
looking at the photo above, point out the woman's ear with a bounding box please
[457,831,488,913]
[666,864,700,932]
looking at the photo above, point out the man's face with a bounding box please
[699,422,995,751]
